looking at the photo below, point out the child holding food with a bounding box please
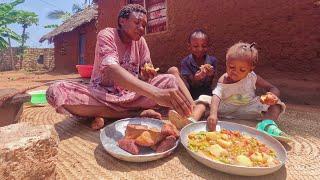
[180,29,218,99]
[171,42,286,131]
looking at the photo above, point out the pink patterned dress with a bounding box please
[46,28,178,116]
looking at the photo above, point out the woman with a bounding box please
[47,4,193,130]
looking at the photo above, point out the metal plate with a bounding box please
[100,117,179,162]
[180,121,287,176]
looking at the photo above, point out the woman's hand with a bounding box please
[140,63,159,81]
[207,114,218,131]
[153,88,193,117]
[140,67,157,81]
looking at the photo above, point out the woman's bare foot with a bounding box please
[140,109,162,119]
[91,117,105,130]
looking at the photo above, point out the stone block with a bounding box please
[0,123,59,179]
[0,89,31,127]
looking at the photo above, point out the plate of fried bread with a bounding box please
[100,117,179,162]
[180,121,287,176]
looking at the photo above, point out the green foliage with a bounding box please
[15,11,38,27]
[44,24,59,29]
[0,26,21,49]
[46,0,92,24]
[0,0,38,50]
[47,10,72,22]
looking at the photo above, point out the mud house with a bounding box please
[96,0,320,74]
[40,0,320,73]
[40,5,98,72]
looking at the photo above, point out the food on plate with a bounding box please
[155,135,177,153]
[135,130,163,147]
[143,63,160,72]
[161,123,179,137]
[260,92,278,105]
[188,129,280,167]
[125,124,149,139]
[118,123,179,155]
[118,139,140,155]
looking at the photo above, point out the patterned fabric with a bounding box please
[46,28,178,116]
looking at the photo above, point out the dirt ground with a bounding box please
[1,68,319,106]
[1,69,320,179]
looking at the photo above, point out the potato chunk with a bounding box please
[217,139,232,148]
[206,144,228,157]
[236,155,253,167]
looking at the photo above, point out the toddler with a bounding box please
[170,42,285,131]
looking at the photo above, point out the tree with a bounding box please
[45,0,93,28]
[0,0,25,49]
[0,0,38,70]
[15,11,38,69]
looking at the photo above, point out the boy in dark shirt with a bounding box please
[180,29,218,99]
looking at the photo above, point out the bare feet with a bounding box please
[91,117,105,130]
[140,109,162,119]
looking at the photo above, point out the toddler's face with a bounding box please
[189,37,208,60]
[226,59,253,82]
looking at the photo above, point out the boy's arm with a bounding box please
[255,75,280,97]
[187,74,203,87]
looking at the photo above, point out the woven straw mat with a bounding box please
[20,104,320,180]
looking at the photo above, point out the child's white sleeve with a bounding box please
[212,83,223,99]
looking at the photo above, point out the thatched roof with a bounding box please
[39,5,98,43]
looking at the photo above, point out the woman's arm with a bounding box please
[105,64,158,99]
[255,75,280,97]
[105,64,192,116]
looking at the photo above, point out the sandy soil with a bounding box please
[1,69,320,179]
[2,68,319,105]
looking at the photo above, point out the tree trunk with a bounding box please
[20,25,26,70]
[8,36,14,70]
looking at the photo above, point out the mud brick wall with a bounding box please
[19,48,54,71]
[97,0,320,74]
[0,48,19,71]
[0,48,54,71]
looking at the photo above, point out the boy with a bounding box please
[180,29,218,99]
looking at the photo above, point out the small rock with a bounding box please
[0,123,59,179]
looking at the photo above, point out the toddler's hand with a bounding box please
[207,114,218,131]
[260,92,279,105]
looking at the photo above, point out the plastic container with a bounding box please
[76,65,93,78]
[27,90,47,105]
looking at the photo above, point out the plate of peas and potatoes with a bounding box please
[180,121,287,176]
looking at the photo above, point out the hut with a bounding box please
[40,5,98,72]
